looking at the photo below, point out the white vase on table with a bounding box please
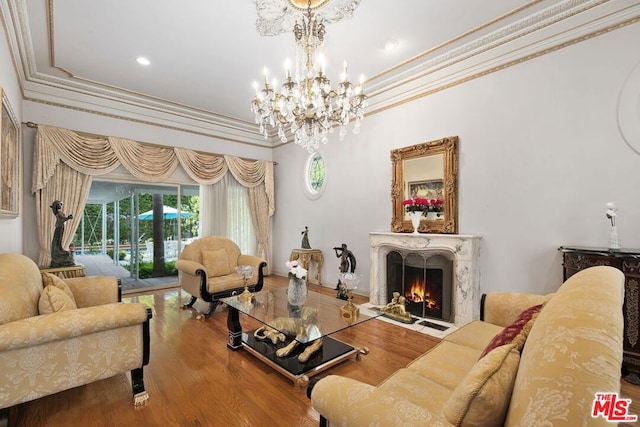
[408,211,423,234]
[287,277,307,306]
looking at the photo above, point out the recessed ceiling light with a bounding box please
[384,40,399,51]
[136,57,150,66]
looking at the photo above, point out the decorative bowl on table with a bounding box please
[337,272,362,321]
[236,265,255,303]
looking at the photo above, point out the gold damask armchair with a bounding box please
[176,236,267,317]
[0,253,152,425]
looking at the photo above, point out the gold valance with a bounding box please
[31,125,275,213]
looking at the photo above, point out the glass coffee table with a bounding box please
[222,286,382,386]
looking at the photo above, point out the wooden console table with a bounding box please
[289,249,323,286]
[39,264,86,279]
[559,246,640,384]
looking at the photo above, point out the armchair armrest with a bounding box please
[64,276,119,307]
[481,292,552,327]
[0,303,150,352]
[176,259,206,299]
[311,375,446,426]
[176,259,205,276]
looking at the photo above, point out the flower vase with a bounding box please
[609,225,621,250]
[426,211,438,220]
[408,211,423,234]
[287,277,307,306]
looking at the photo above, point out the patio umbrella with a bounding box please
[137,205,193,220]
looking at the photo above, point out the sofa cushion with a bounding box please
[443,343,520,427]
[39,285,78,314]
[377,368,453,417]
[408,340,483,390]
[42,272,77,306]
[478,304,543,359]
[202,249,231,277]
[444,320,504,351]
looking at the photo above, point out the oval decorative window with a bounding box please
[304,152,326,200]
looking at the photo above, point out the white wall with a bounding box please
[272,23,640,297]
[0,15,23,254]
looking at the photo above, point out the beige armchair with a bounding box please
[0,253,152,425]
[176,236,267,317]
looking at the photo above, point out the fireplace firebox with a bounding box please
[386,251,452,322]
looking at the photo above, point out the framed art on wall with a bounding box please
[408,179,444,200]
[0,87,20,217]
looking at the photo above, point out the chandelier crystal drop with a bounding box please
[251,1,367,153]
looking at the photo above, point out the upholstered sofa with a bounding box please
[176,236,267,317]
[0,253,152,423]
[310,266,625,426]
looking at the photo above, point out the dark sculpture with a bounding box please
[301,226,311,249]
[50,200,75,267]
[334,243,356,299]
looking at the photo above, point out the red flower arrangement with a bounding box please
[429,198,444,212]
[402,198,444,214]
[402,198,429,213]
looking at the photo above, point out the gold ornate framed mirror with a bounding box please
[391,136,459,234]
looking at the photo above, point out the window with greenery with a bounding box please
[306,152,325,195]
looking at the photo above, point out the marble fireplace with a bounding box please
[370,232,481,327]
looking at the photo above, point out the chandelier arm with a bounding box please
[250,0,366,151]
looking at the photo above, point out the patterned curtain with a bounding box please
[32,125,275,271]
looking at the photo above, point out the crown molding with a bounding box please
[365,0,640,114]
[3,0,638,149]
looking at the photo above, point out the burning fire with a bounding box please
[405,278,440,310]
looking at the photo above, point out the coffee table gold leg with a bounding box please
[295,375,310,388]
[355,346,369,360]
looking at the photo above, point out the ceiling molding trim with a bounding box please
[0,0,29,93]
[364,15,640,120]
[25,71,258,129]
[24,96,277,150]
[366,0,548,84]
[365,0,640,114]
[366,0,610,95]
[6,0,637,150]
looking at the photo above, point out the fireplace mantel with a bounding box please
[370,232,481,326]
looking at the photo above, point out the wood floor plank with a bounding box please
[7,275,639,426]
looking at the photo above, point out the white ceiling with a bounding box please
[4,0,639,147]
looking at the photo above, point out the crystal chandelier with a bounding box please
[251,0,367,152]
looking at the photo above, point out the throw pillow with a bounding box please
[202,248,231,277]
[478,303,543,359]
[39,285,78,314]
[41,272,77,306]
[443,343,520,427]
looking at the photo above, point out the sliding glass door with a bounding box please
[75,181,199,288]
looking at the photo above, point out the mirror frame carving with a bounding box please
[391,136,458,234]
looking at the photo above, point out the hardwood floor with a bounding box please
[8,275,640,426]
[621,377,640,427]
[7,276,440,426]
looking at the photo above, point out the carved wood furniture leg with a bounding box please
[131,367,149,406]
[181,295,197,309]
[0,407,9,427]
[197,300,220,319]
[227,305,243,350]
